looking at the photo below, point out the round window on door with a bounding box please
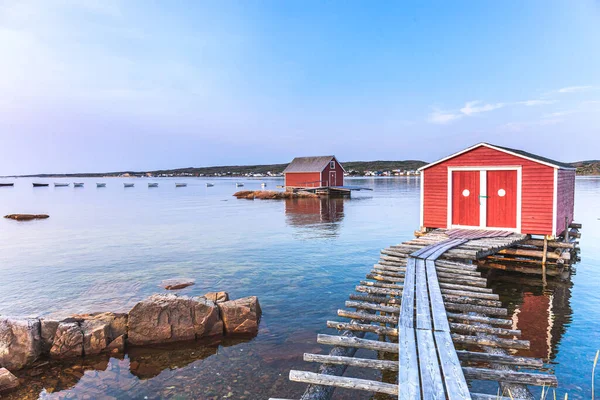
[498,189,506,197]
[462,189,470,197]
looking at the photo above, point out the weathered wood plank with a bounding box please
[450,322,521,337]
[345,300,400,314]
[399,258,416,328]
[337,309,398,325]
[415,258,432,330]
[434,330,472,400]
[456,350,543,368]
[327,321,398,337]
[289,370,398,395]
[446,312,512,326]
[452,333,530,350]
[426,260,450,332]
[398,327,420,400]
[416,329,445,399]
[303,353,398,371]
[462,367,558,387]
[317,334,398,353]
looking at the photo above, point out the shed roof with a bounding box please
[418,143,575,171]
[283,156,344,173]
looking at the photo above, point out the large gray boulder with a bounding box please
[127,294,221,346]
[218,296,262,335]
[49,322,83,358]
[0,317,42,370]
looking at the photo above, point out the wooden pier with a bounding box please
[271,229,559,400]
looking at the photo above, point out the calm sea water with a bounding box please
[0,176,598,399]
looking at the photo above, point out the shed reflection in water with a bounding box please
[285,197,345,237]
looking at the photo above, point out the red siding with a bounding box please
[285,172,322,187]
[321,158,344,186]
[556,169,576,236]
[422,146,555,235]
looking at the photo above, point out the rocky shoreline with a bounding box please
[0,292,261,394]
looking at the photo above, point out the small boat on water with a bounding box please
[33,183,49,187]
[124,183,134,188]
[206,183,214,187]
[96,183,106,188]
[148,183,158,188]
[74,183,84,188]
[236,183,244,187]
[261,183,267,188]
[0,183,14,187]
[54,183,69,187]
[175,183,187,187]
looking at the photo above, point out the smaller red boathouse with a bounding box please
[419,143,576,238]
[283,156,344,189]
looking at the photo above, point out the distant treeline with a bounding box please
[12,159,600,178]
[15,160,429,178]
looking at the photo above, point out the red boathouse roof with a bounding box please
[419,143,575,171]
[283,156,346,173]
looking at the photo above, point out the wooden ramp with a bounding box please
[271,230,558,400]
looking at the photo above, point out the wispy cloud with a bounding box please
[460,101,505,116]
[502,118,564,132]
[428,109,463,125]
[557,86,594,93]
[517,99,556,106]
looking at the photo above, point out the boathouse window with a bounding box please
[330,161,335,169]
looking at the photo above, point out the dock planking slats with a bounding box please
[273,229,557,400]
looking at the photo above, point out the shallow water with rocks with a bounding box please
[1,176,599,398]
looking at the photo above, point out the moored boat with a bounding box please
[124,183,134,188]
[148,183,158,188]
[96,183,106,188]
[236,183,244,187]
[54,183,70,187]
[74,183,84,188]
[33,183,49,187]
[206,183,214,187]
[175,183,187,187]
[0,183,14,187]
[261,183,267,188]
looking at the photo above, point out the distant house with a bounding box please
[418,143,576,237]
[283,156,345,189]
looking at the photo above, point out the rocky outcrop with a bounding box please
[218,296,262,335]
[203,291,229,303]
[3,214,49,221]
[40,319,59,354]
[0,293,258,370]
[161,278,195,290]
[0,317,41,370]
[127,294,221,346]
[0,368,19,393]
[49,322,83,358]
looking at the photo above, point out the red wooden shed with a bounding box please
[419,143,576,238]
[283,156,345,189]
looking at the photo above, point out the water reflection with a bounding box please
[8,337,254,400]
[285,197,345,237]
[486,270,573,362]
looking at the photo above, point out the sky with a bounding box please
[1,0,599,174]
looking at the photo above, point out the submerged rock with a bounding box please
[0,317,42,370]
[127,294,222,346]
[161,278,195,290]
[203,291,229,303]
[50,322,83,358]
[3,214,49,221]
[218,296,262,335]
[0,368,19,393]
